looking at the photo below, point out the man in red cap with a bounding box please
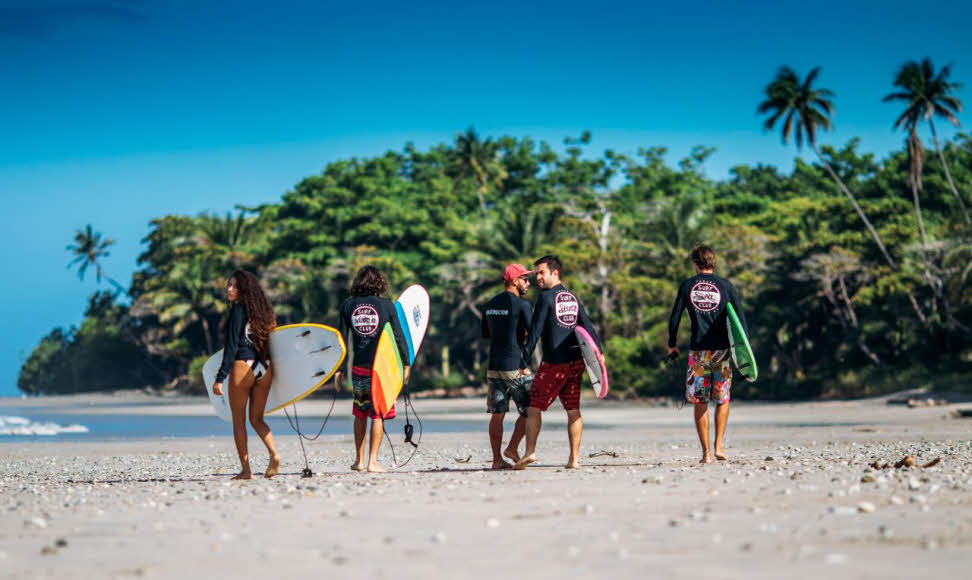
[480,263,534,469]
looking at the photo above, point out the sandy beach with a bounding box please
[1,394,970,579]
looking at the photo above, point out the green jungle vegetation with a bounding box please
[19,61,972,399]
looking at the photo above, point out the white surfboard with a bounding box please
[575,326,608,398]
[202,323,346,423]
[394,284,430,365]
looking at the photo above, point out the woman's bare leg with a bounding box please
[367,417,385,473]
[228,362,254,479]
[247,366,280,478]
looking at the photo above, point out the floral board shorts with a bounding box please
[486,370,533,417]
[529,360,586,412]
[685,350,732,405]
[352,366,396,420]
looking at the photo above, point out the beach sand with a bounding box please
[1,395,970,579]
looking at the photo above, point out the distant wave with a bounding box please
[0,415,89,436]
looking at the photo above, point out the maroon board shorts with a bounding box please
[529,360,585,411]
[351,366,396,420]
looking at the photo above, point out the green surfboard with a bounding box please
[726,303,757,382]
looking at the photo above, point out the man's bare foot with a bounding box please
[350,462,365,472]
[503,448,520,463]
[564,459,580,469]
[264,456,280,478]
[700,452,713,464]
[367,462,386,473]
[231,470,253,480]
[714,450,728,461]
[491,460,513,470]
[513,453,536,470]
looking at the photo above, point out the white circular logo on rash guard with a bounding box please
[351,305,380,336]
[690,282,721,312]
[554,291,580,328]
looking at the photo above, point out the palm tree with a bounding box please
[451,127,507,218]
[66,224,127,294]
[758,66,898,269]
[883,59,968,224]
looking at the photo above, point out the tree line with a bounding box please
[19,60,971,399]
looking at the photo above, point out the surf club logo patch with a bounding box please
[554,291,579,328]
[690,282,721,312]
[412,305,422,327]
[351,305,380,337]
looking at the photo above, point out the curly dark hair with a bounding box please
[349,265,388,297]
[229,270,276,363]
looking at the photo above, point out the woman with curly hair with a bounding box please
[334,265,410,473]
[212,270,281,479]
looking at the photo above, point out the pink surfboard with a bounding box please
[575,326,608,398]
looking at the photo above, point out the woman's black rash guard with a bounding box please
[215,303,260,383]
[338,295,410,368]
[521,284,602,365]
[667,273,748,351]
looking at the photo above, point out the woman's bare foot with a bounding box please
[231,470,253,480]
[503,448,520,463]
[564,459,580,469]
[264,456,280,478]
[513,453,536,470]
[491,460,513,470]
[367,462,386,473]
[350,462,365,472]
[699,452,713,465]
[714,450,728,461]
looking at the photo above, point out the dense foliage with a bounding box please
[19,125,972,398]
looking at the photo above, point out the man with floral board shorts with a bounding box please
[667,245,749,464]
[514,255,602,470]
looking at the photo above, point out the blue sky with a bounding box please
[1,0,970,396]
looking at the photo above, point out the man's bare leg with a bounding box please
[367,417,385,473]
[504,416,526,463]
[694,402,712,464]
[565,409,582,468]
[513,407,541,470]
[713,401,729,460]
[352,416,367,471]
[489,413,511,469]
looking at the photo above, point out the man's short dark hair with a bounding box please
[534,255,563,276]
[690,245,717,270]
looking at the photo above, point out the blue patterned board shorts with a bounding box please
[685,350,732,405]
[486,371,532,417]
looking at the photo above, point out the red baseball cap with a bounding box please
[503,263,534,283]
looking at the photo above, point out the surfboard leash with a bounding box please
[380,382,423,469]
[283,385,338,478]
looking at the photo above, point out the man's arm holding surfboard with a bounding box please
[388,300,412,383]
[728,283,749,337]
[577,301,602,352]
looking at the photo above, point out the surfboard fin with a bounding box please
[309,346,332,354]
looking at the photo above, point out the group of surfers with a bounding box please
[211,245,748,479]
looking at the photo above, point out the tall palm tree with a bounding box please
[66,224,127,294]
[758,66,898,268]
[451,127,507,218]
[905,126,929,244]
[883,59,968,224]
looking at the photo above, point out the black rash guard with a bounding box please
[481,291,533,371]
[339,295,409,369]
[522,284,602,365]
[668,273,748,351]
[215,303,260,383]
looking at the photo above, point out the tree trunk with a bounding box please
[441,344,450,377]
[812,144,928,325]
[928,119,971,224]
[199,314,214,354]
[812,144,897,268]
[909,176,929,246]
